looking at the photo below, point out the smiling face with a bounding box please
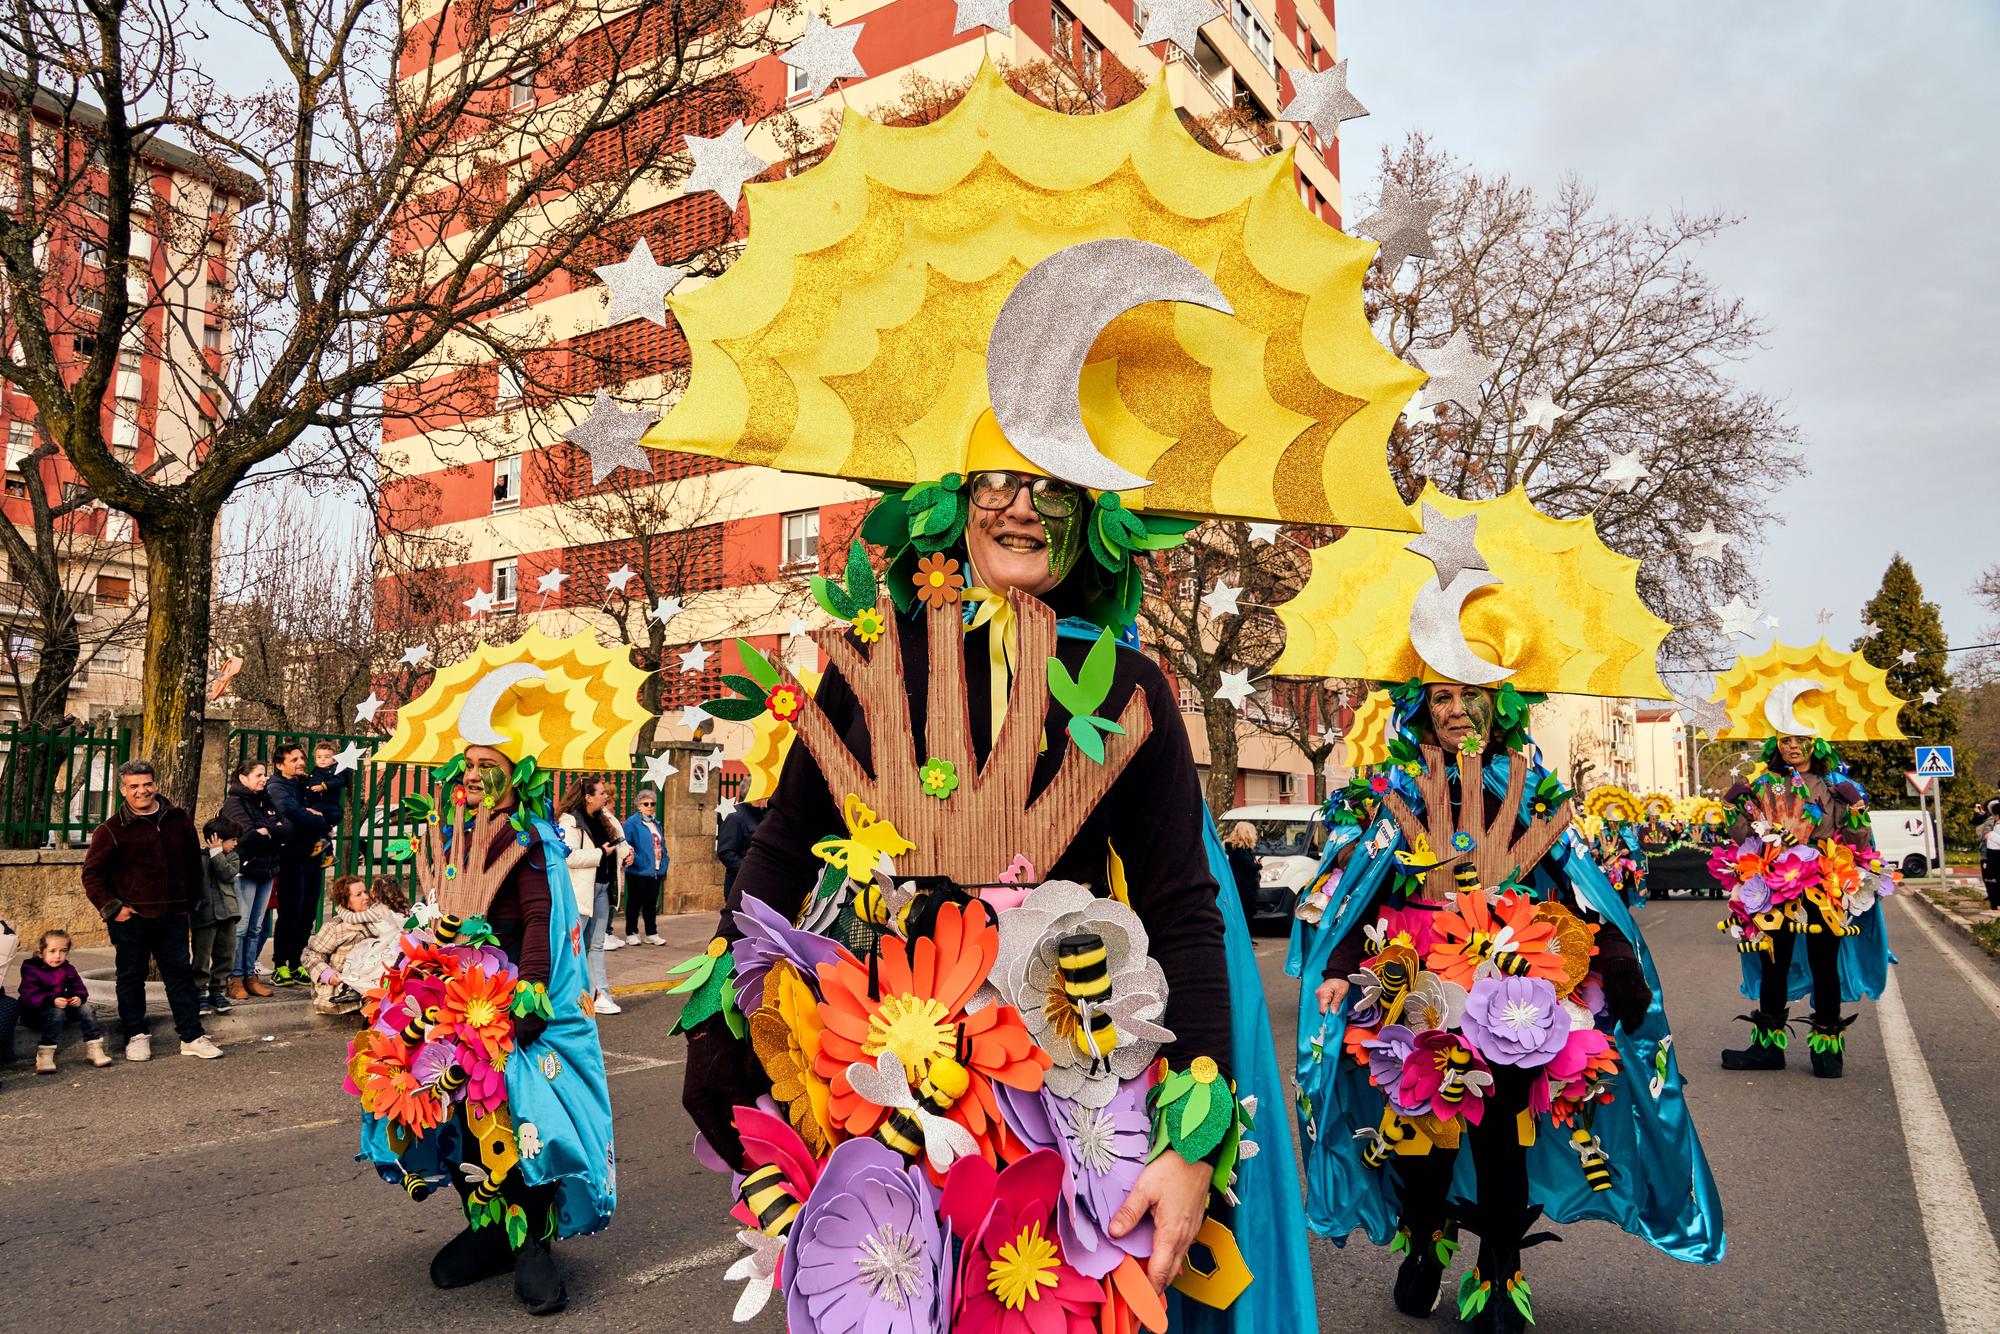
[1425,683,1495,753]
[460,744,517,811]
[1774,735,1811,772]
[963,473,1082,598]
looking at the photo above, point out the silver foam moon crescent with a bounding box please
[985,238,1233,493]
[1409,568,1516,687]
[1763,677,1825,737]
[456,663,548,745]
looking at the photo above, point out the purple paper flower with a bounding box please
[1460,975,1571,1069]
[442,942,513,978]
[782,1138,951,1334]
[733,893,855,1014]
[1736,874,1772,915]
[994,1077,1152,1278]
[1363,1024,1420,1110]
[410,1037,465,1091]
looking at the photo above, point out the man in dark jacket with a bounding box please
[265,742,330,987]
[713,796,764,897]
[80,760,222,1061]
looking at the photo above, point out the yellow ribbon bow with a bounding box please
[960,585,1017,745]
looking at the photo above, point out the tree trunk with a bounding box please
[138,509,218,809]
[1203,701,1239,819]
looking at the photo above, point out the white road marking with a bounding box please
[164,1116,343,1159]
[1878,969,2000,1333]
[601,1050,682,1075]
[630,1239,740,1285]
[1899,895,2000,1022]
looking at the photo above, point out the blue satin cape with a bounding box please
[1735,900,1892,1004]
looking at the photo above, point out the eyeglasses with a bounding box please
[968,470,1082,518]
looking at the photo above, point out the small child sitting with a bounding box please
[195,817,243,1017]
[300,875,406,1015]
[304,742,352,870]
[19,929,112,1073]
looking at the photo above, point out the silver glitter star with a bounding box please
[1682,521,1729,564]
[1216,667,1254,708]
[1898,648,1918,666]
[1673,690,1730,735]
[606,565,637,593]
[1277,60,1368,142]
[1518,393,1569,433]
[398,644,431,668]
[1414,333,1499,412]
[643,752,680,788]
[592,238,683,329]
[1356,189,1442,272]
[562,390,654,485]
[331,741,368,774]
[535,568,568,595]
[781,15,865,101]
[1137,0,1222,58]
[1920,687,1942,705]
[1404,503,1490,590]
[952,0,1012,35]
[1200,580,1242,618]
[355,691,384,724]
[683,121,769,212]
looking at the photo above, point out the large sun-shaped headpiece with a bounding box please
[642,60,1423,530]
[1271,485,1673,697]
[1583,785,1642,826]
[1706,640,1906,741]
[375,627,652,770]
[1340,688,1395,768]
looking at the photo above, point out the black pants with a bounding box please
[624,874,662,936]
[1983,849,2000,909]
[1393,1065,1534,1270]
[1759,920,1842,1024]
[33,1000,104,1043]
[448,1152,558,1243]
[273,856,317,970]
[107,912,204,1042]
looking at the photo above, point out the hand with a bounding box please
[681,1014,770,1170]
[620,845,635,866]
[1110,1151,1213,1292]
[257,827,270,837]
[1599,956,1653,1034]
[1315,976,1350,1015]
[514,1012,548,1047]
[114,907,135,922]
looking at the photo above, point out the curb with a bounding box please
[1908,880,2000,961]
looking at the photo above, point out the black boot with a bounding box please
[1391,1216,1458,1316]
[1720,1009,1789,1071]
[1808,1014,1856,1079]
[430,1222,514,1289]
[1458,1205,1552,1331]
[514,1235,568,1315]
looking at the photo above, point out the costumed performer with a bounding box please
[350,629,641,1314]
[1703,642,1906,1079]
[1275,492,1725,1333]
[1581,787,1646,908]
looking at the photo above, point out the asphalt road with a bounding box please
[5,891,1997,1333]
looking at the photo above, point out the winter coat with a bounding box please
[17,956,88,1010]
[81,801,204,921]
[196,846,243,928]
[220,780,288,877]
[303,763,350,830]
[0,919,17,989]
[622,811,666,877]
[266,773,330,860]
[559,810,624,916]
[300,902,402,1015]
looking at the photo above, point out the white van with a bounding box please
[1219,804,1328,926]
[1870,809,1937,879]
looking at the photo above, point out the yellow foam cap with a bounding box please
[643,61,1423,530]
[376,627,652,771]
[1707,640,1906,741]
[1271,485,1672,698]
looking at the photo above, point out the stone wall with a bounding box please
[655,740,726,916]
[0,849,102,947]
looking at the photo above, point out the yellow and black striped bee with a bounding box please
[1433,1045,1494,1109]
[433,914,465,946]
[1057,932,1119,1071]
[398,1169,437,1200]
[431,1058,469,1099]
[1357,1107,1420,1169]
[399,999,439,1046]
[847,1049,979,1172]
[738,1163,802,1237]
[1453,862,1482,895]
[1570,1127,1613,1192]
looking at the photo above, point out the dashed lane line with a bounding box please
[629,1240,741,1285]
[1878,968,2000,1333]
[1898,894,2000,1021]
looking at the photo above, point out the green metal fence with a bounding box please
[0,722,131,848]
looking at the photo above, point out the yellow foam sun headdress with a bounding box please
[1707,640,1906,741]
[1583,786,1641,826]
[1340,689,1395,768]
[642,61,1423,530]
[1639,791,1676,822]
[375,628,652,771]
[1679,795,1727,829]
[741,667,822,802]
[1271,485,1672,698]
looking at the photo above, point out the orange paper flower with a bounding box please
[816,901,1050,1159]
[436,964,517,1064]
[1427,889,1561,991]
[913,553,965,609]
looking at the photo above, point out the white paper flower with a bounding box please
[724,1229,785,1322]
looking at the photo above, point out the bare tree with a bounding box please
[0,0,791,802]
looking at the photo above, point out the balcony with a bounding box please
[0,583,96,622]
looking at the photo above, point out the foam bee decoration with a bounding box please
[845,1047,979,1173]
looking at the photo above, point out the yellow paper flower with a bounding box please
[749,961,833,1155]
[852,607,887,644]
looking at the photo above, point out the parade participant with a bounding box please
[1276,492,1724,1333]
[644,64,1430,1332]
[1582,787,1647,907]
[1702,642,1907,1079]
[355,629,647,1314]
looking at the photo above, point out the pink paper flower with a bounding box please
[943,1150,1103,1334]
[1396,1029,1489,1124]
[1765,845,1822,905]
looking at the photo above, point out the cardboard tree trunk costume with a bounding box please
[1701,642,1906,1059]
[1273,491,1725,1323]
[347,629,649,1244]
[643,62,1433,1334]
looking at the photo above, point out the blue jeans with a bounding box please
[586,880,612,997]
[233,874,276,978]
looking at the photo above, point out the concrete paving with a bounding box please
[4,890,1997,1332]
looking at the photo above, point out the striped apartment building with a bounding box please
[378,0,1349,805]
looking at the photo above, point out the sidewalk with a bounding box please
[1905,872,2000,959]
[54,910,720,1048]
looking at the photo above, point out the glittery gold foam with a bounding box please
[1707,640,1907,741]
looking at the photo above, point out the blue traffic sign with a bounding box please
[1915,745,1956,778]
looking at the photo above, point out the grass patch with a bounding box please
[1973,918,2000,957]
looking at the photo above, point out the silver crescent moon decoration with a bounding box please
[1763,677,1825,737]
[1408,569,1516,687]
[985,238,1234,493]
[456,663,549,745]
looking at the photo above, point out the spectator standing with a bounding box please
[621,789,667,946]
[194,817,242,1016]
[20,929,114,1072]
[559,776,629,1015]
[220,759,285,1000]
[1222,820,1261,920]
[1979,797,2000,911]
[303,741,352,869]
[714,796,765,898]
[0,918,19,1075]
[79,760,222,1061]
[265,742,330,987]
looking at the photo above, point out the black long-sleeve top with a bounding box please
[719,610,1232,1068]
[485,834,553,985]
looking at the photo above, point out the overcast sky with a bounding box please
[1333,0,2000,655]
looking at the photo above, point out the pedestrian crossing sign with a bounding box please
[1914,745,1955,778]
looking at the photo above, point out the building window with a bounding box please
[499,248,531,305]
[118,342,143,372]
[95,574,130,604]
[1131,0,1149,36]
[1081,34,1102,91]
[1230,0,1276,74]
[205,277,227,309]
[1052,3,1076,61]
[4,421,31,497]
[787,59,813,101]
[80,241,104,270]
[202,324,222,351]
[782,509,820,570]
[493,453,521,511]
[493,558,518,607]
[77,286,105,314]
[508,67,535,110]
[495,361,524,408]
[1176,678,1199,711]
[6,634,36,662]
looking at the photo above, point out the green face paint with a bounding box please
[1461,689,1494,746]
[477,762,515,808]
[1041,506,1084,583]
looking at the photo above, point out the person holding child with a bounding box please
[221,758,285,1001]
[300,874,407,1015]
[305,741,352,870]
[19,929,114,1073]
[195,817,243,1016]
